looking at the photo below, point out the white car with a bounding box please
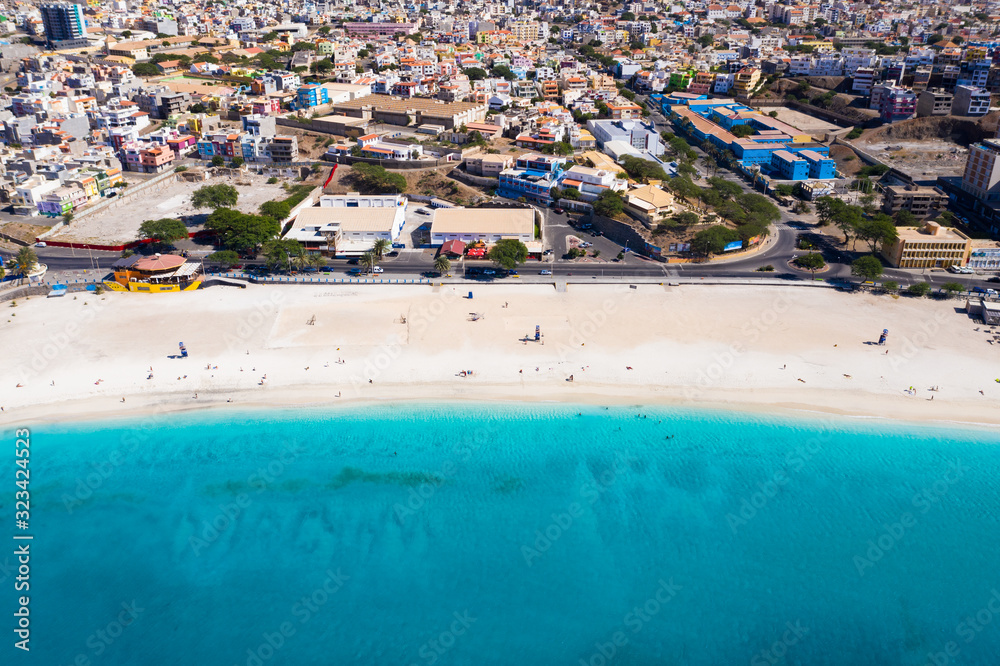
[372,266,384,273]
[34,241,46,248]
[948,265,962,274]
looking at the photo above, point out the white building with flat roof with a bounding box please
[285,204,405,256]
[430,207,535,245]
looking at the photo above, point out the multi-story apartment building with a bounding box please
[962,139,1000,203]
[878,86,916,122]
[508,21,540,42]
[853,67,877,94]
[40,2,87,48]
[953,85,991,116]
[296,83,330,108]
[732,67,761,97]
[122,142,176,173]
[842,48,878,76]
[916,90,953,117]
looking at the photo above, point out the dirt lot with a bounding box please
[52,173,300,244]
[767,107,842,138]
[0,220,52,244]
[324,162,489,205]
[829,144,864,176]
[852,114,998,180]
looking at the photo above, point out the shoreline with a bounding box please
[4,282,997,431]
[7,381,1000,431]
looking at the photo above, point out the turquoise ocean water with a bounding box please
[5,404,1000,666]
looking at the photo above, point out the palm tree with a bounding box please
[306,254,326,270]
[14,246,37,282]
[433,255,451,276]
[360,251,376,275]
[372,238,391,262]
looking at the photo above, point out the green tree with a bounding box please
[349,163,406,194]
[132,62,160,77]
[231,156,245,168]
[263,239,304,272]
[487,238,529,270]
[259,200,291,220]
[490,65,516,81]
[851,255,884,282]
[13,246,38,278]
[138,218,188,244]
[562,187,581,200]
[620,156,668,182]
[731,124,755,138]
[433,255,451,275]
[207,250,240,269]
[775,183,796,198]
[855,214,898,253]
[941,282,966,297]
[465,67,488,81]
[894,209,917,226]
[211,155,225,167]
[359,250,376,275]
[674,211,700,226]
[592,190,624,217]
[907,282,932,297]
[204,208,280,254]
[692,225,740,255]
[794,252,826,275]
[192,183,239,209]
[883,280,899,292]
[708,177,744,200]
[372,238,391,262]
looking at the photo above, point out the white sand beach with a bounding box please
[3,282,999,426]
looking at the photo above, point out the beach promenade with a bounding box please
[3,283,998,426]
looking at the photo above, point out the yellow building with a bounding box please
[733,67,762,97]
[880,221,971,269]
[106,253,202,293]
[508,21,540,42]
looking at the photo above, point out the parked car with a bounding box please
[386,251,399,257]
[539,269,553,276]
[372,266,384,273]
[415,208,431,215]
[34,241,46,248]
[987,277,1000,284]
[553,207,564,214]
[948,265,962,274]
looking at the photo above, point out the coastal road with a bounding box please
[6,238,995,292]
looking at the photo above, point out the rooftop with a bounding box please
[431,208,534,236]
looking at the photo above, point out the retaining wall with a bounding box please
[321,153,456,169]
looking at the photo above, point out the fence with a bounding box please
[205,272,431,285]
[321,153,456,170]
[589,214,664,261]
[449,168,498,188]
[37,170,179,239]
